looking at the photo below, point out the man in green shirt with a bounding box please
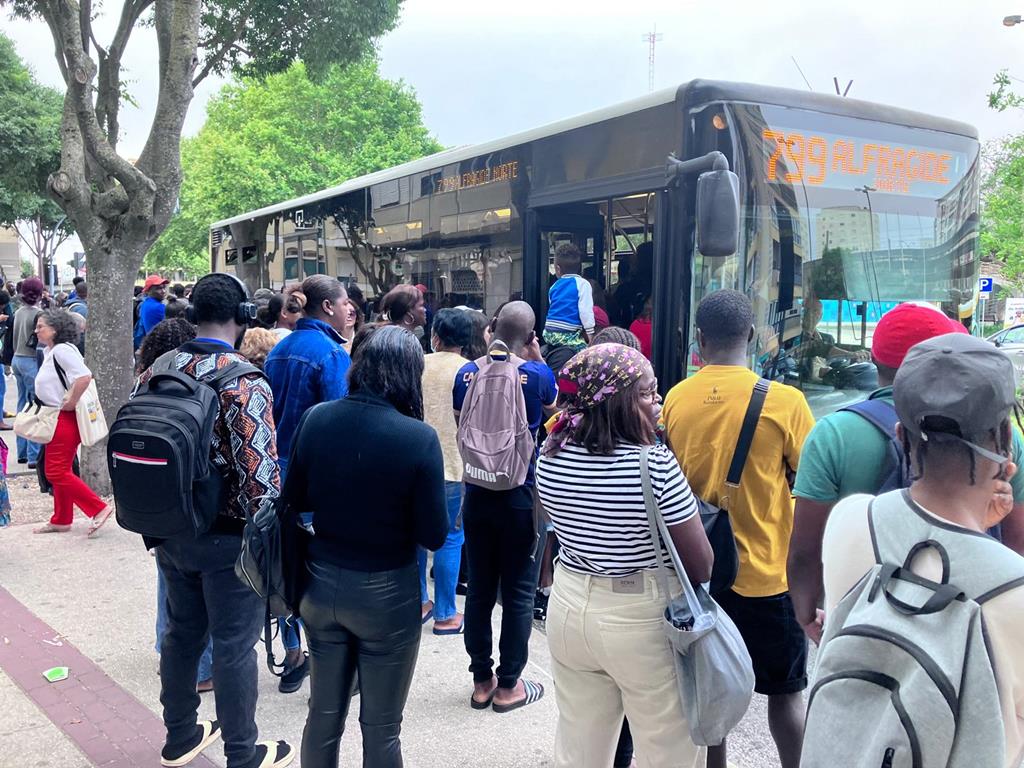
[789,303,1024,643]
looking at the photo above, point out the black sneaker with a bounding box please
[249,740,295,768]
[278,653,309,694]
[160,720,221,767]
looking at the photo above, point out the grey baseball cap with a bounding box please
[894,333,1017,460]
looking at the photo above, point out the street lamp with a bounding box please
[1004,14,1022,26]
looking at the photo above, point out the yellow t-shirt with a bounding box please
[661,365,815,597]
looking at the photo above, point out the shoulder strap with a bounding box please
[841,399,898,438]
[639,447,708,625]
[871,489,1024,602]
[725,378,770,487]
[53,356,68,391]
[202,360,263,391]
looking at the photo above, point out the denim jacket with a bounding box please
[265,317,351,474]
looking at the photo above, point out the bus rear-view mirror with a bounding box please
[696,169,740,258]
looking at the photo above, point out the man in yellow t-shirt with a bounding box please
[662,290,814,768]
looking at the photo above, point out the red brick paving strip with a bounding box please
[0,585,216,768]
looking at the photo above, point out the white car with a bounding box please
[988,325,1024,384]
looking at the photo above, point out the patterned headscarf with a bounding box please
[543,343,650,455]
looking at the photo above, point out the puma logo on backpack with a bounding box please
[108,350,263,539]
[457,341,534,492]
[802,490,1024,768]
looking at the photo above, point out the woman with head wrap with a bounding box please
[536,343,712,768]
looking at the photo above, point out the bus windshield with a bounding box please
[692,103,981,416]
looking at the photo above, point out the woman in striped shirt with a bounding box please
[536,343,712,768]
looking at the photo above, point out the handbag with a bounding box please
[51,344,107,446]
[74,379,108,446]
[698,377,770,595]
[639,446,755,747]
[13,397,60,444]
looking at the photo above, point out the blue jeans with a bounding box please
[12,355,40,463]
[417,481,465,621]
[157,533,264,768]
[279,617,302,653]
[0,366,8,417]
[156,565,213,683]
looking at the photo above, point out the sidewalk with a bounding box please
[0,476,781,767]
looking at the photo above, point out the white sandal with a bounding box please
[87,505,114,537]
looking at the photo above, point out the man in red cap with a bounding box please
[788,302,1024,643]
[136,274,170,347]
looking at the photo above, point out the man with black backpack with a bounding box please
[789,303,1024,645]
[454,300,557,714]
[116,273,293,768]
[804,332,1024,768]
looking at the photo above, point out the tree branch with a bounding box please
[192,11,249,88]
[12,222,40,260]
[136,1,202,236]
[45,0,156,233]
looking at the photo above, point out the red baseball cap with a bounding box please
[872,302,967,369]
[414,283,428,294]
[143,274,169,291]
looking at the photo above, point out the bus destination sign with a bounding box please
[762,129,954,194]
[433,161,519,194]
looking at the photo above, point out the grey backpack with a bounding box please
[457,341,533,491]
[802,490,1024,768]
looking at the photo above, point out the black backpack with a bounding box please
[839,398,910,493]
[108,351,262,539]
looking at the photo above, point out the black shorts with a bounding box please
[715,589,808,696]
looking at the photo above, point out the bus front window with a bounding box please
[693,103,981,417]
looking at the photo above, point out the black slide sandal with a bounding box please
[492,679,545,714]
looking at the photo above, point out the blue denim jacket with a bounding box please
[265,318,351,474]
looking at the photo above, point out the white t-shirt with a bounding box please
[272,327,291,341]
[536,442,698,577]
[823,493,1024,768]
[36,343,90,407]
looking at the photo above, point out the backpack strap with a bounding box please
[725,378,771,487]
[841,398,898,437]
[871,489,1024,603]
[200,360,264,391]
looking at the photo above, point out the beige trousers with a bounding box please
[546,564,705,768]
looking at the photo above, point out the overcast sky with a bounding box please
[6,0,1024,156]
[4,0,1024,264]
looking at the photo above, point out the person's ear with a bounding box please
[323,299,335,317]
[895,422,905,444]
[748,325,755,343]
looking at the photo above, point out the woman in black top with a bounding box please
[285,325,447,768]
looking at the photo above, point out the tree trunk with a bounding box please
[79,239,144,495]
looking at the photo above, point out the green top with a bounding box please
[794,387,1024,503]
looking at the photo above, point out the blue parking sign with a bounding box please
[979,277,994,295]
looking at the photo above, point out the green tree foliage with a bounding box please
[988,69,1024,112]
[147,58,441,273]
[981,133,1024,290]
[0,31,71,266]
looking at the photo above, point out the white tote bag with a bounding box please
[13,398,60,444]
[75,380,108,447]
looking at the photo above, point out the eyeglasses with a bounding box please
[639,382,661,403]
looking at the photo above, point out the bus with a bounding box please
[209,79,980,415]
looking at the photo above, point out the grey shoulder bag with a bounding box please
[639,446,755,747]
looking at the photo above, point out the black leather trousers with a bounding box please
[299,558,421,768]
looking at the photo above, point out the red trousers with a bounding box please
[46,410,105,526]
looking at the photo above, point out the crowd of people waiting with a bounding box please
[7,253,1024,768]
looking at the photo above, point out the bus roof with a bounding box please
[211,79,978,230]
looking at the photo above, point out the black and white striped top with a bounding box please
[536,442,698,577]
